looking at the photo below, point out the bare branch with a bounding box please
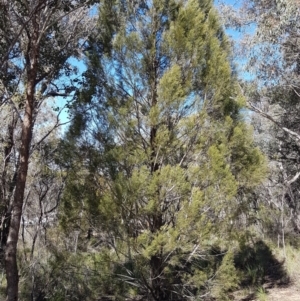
[248,101,300,142]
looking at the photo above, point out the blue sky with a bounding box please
[57,0,246,132]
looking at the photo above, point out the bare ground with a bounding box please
[233,270,300,301]
[233,283,300,301]
[266,285,300,301]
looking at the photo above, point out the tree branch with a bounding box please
[247,101,300,142]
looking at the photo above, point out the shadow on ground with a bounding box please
[234,240,290,300]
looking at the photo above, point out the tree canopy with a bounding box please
[1,0,299,300]
[61,1,265,300]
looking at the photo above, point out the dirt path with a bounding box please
[234,283,300,301]
[263,285,300,301]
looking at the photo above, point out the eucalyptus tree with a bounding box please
[63,0,266,300]
[0,0,94,299]
[220,0,300,235]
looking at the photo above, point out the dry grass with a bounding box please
[283,246,300,287]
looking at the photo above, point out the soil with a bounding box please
[233,281,300,301]
[265,285,300,301]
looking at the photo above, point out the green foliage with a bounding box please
[256,286,269,301]
[212,251,239,301]
[229,123,267,187]
[59,0,267,300]
[18,230,129,301]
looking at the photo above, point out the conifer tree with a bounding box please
[63,0,266,299]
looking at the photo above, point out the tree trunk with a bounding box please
[148,42,167,300]
[5,102,33,301]
[5,27,37,299]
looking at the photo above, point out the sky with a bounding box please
[57,0,246,133]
